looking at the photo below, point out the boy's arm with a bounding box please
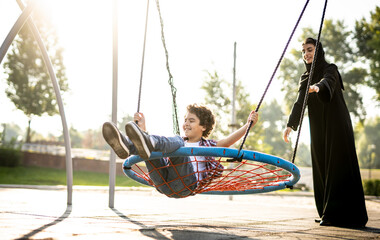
[216,111,258,147]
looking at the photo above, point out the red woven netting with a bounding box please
[129,156,292,197]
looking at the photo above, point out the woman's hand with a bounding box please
[134,112,147,132]
[309,85,319,93]
[283,127,292,143]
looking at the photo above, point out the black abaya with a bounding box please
[287,43,368,228]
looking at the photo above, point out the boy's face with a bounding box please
[183,111,206,142]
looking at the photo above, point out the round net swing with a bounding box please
[119,0,321,197]
[123,147,300,196]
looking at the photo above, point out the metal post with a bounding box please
[14,0,73,205]
[231,42,237,129]
[368,144,376,180]
[229,42,238,201]
[369,151,371,180]
[109,0,118,208]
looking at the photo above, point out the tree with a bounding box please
[0,123,24,143]
[201,70,315,166]
[260,100,290,158]
[355,6,380,101]
[256,100,311,166]
[201,71,231,139]
[279,19,367,123]
[57,127,83,148]
[293,143,312,167]
[2,8,68,143]
[356,117,380,169]
[201,70,268,152]
[117,114,134,130]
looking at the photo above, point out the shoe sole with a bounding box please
[125,122,151,159]
[102,122,130,159]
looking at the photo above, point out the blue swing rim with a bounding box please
[122,147,300,195]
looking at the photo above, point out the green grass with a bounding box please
[0,166,146,187]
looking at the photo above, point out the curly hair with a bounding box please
[186,104,215,138]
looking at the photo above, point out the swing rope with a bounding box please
[136,0,180,135]
[137,0,150,114]
[291,0,328,164]
[155,0,180,135]
[231,0,311,162]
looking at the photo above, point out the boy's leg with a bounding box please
[144,158,170,193]
[124,121,196,197]
[125,122,154,159]
[152,135,185,153]
[102,122,138,159]
[125,121,184,159]
[165,156,198,198]
[146,156,197,198]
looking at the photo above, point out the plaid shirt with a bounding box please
[184,137,224,191]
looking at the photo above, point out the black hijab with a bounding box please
[300,38,344,90]
[304,41,328,75]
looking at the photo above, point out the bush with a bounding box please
[0,147,22,167]
[363,179,380,196]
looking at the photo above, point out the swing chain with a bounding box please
[155,0,180,135]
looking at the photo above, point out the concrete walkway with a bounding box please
[0,185,379,239]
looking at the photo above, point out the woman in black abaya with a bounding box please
[283,38,368,228]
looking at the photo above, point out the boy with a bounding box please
[103,104,258,198]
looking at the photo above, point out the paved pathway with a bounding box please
[0,185,379,239]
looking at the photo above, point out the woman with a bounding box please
[283,38,368,228]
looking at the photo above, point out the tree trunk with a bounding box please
[26,118,31,143]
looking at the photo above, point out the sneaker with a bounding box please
[125,121,154,159]
[102,122,130,159]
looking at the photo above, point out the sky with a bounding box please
[0,0,379,141]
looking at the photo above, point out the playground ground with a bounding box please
[0,185,379,239]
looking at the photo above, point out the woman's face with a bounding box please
[302,43,315,64]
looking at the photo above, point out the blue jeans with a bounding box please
[127,135,197,198]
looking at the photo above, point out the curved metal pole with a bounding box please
[15,0,73,205]
[0,0,36,63]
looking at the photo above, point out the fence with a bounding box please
[21,143,125,176]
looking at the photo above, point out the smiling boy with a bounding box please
[103,103,258,198]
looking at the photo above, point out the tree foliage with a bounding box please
[355,6,380,101]
[356,117,380,169]
[201,70,265,151]
[201,70,311,166]
[201,71,231,138]
[260,101,291,158]
[0,123,23,143]
[2,8,68,142]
